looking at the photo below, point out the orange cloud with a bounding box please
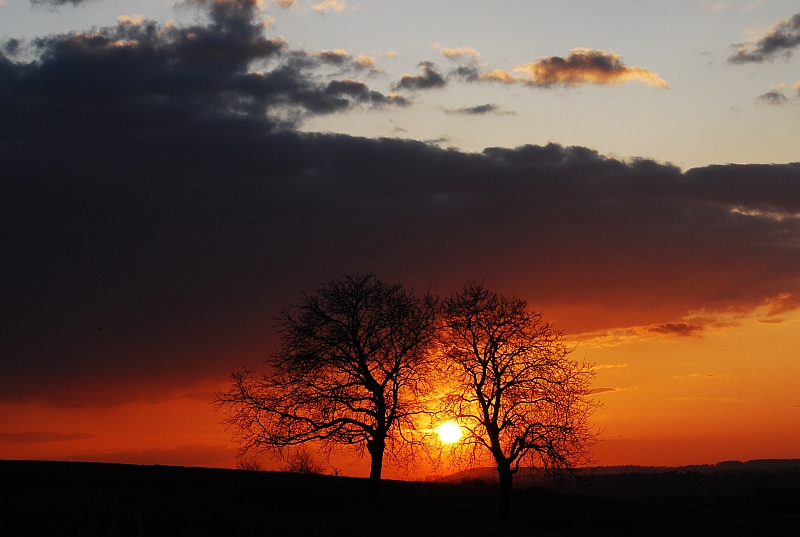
[435,44,480,60]
[472,48,669,88]
[117,15,146,25]
[518,48,669,87]
[355,54,376,68]
[310,0,346,13]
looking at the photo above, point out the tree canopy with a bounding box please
[436,283,596,497]
[216,274,437,488]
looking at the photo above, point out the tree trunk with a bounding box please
[366,437,385,493]
[497,461,514,504]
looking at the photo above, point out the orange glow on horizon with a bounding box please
[1,310,798,475]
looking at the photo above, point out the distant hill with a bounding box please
[434,458,800,484]
[1,460,798,535]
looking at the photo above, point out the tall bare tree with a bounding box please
[216,274,437,490]
[437,283,596,499]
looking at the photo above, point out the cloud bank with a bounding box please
[1,0,798,407]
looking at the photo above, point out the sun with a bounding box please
[436,421,463,444]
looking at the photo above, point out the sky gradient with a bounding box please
[1,0,799,476]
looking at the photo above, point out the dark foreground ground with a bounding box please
[1,460,799,536]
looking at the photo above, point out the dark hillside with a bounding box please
[1,460,798,536]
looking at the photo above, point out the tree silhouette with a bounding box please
[436,283,596,499]
[216,274,437,490]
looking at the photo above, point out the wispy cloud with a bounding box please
[743,0,768,11]
[648,323,704,337]
[729,13,800,63]
[702,1,726,12]
[434,43,481,60]
[673,373,734,380]
[589,387,620,394]
[309,0,346,13]
[443,103,513,116]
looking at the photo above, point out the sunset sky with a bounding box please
[1,0,799,477]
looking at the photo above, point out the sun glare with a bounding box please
[436,421,462,444]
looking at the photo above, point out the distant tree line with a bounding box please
[216,274,596,497]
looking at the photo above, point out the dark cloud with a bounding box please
[0,432,95,443]
[2,0,800,408]
[1,0,401,137]
[589,387,620,395]
[393,61,447,91]
[444,103,513,115]
[326,79,410,107]
[647,324,705,337]
[729,13,800,64]
[757,89,790,105]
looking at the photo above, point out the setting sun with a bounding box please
[436,421,463,444]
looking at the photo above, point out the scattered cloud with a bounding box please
[758,87,790,105]
[701,1,726,12]
[117,15,146,25]
[455,48,669,88]
[443,103,513,116]
[384,50,398,59]
[673,373,734,381]
[355,54,376,68]
[309,0,346,13]
[317,48,349,64]
[593,364,630,370]
[273,0,296,8]
[728,13,800,63]
[744,0,767,11]
[393,61,447,90]
[0,431,95,443]
[434,43,480,60]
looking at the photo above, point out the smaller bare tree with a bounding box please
[437,283,597,500]
[237,458,264,471]
[282,448,327,475]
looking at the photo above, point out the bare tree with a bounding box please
[282,448,327,475]
[436,283,596,499]
[236,458,264,471]
[216,274,437,491]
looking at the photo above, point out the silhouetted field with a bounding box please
[2,460,799,536]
